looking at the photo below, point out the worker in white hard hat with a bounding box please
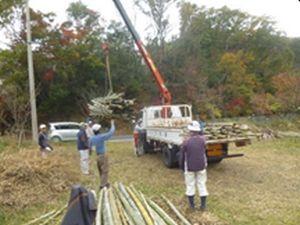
[85,120,94,139]
[89,120,115,189]
[38,124,53,158]
[180,120,208,210]
[77,122,90,175]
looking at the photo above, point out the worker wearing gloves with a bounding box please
[38,124,53,158]
[89,120,115,189]
[77,122,90,175]
[180,121,208,210]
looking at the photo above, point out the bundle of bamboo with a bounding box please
[96,183,192,225]
[88,92,135,119]
[23,183,191,225]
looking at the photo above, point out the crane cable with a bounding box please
[102,43,113,94]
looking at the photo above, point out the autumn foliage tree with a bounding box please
[0,0,299,132]
[272,73,300,112]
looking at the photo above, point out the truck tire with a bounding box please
[143,140,155,154]
[136,132,154,156]
[162,145,178,168]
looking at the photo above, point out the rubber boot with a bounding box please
[187,196,195,209]
[200,196,207,211]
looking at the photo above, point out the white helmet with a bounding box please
[92,123,101,131]
[39,124,47,130]
[187,121,201,132]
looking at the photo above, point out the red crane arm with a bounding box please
[112,0,172,105]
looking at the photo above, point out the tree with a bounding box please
[272,73,300,112]
[290,38,300,69]
[134,0,177,63]
[105,21,152,104]
[217,51,259,116]
[178,1,199,35]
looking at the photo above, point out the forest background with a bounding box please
[0,0,300,134]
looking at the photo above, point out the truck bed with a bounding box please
[146,127,251,146]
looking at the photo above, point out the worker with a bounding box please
[38,124,53,158]
[89,120,115,189]
[180,121,208,210]
[77,122,90,175]
[85,120,94,139]
[133,119,142,156]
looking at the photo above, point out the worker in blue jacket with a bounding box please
[89,120,115,189]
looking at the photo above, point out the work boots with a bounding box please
[200,196,207,211]
[187,196,195,209]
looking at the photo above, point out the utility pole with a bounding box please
[26,0,38,142]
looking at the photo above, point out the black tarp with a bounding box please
[61,185,97,225]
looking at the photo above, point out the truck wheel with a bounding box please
[162,145,178,168]
[143,140,155,154]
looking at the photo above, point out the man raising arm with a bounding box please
[89,120,115,189]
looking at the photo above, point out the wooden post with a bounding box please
[26,0,38,142]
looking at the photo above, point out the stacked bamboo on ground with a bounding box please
[96,183,192,225]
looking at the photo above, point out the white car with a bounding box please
[49,122,81,142]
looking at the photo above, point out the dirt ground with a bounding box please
[0,137,299,225]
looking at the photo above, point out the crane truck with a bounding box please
[112,0,251,168]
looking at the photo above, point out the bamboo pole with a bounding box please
[139,191,167,225]
[23,210,56,225]
[147,199,177,225]
[109,188,122,225]
[115,185,145,225]
[96,189,104,225]
[103,188,114,225]
[126,186,154,225]
[40,205,67,225]
[161,195,191,225]
[113,189,131,225]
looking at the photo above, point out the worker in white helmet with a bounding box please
[38,124,53,158]
[89,120,115,189]
[77,122,90,175]
[180,121,208,210]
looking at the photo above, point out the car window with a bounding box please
[53,124,79,130]
[68,124,80,130]
[54,125,70,129]
[54,125,63,130]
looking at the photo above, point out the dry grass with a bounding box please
[0,150,76,209]
[0,137,299,225]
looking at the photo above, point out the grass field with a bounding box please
[0,137,300,225]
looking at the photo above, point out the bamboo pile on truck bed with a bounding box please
[204,123,260,140]
[151,119,260,143]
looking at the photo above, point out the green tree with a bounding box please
[134,0,177,64]
[217,51,259,116]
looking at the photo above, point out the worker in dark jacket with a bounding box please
[77,122,90,175]
[38,124,53,158]
[180,121,208,210]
